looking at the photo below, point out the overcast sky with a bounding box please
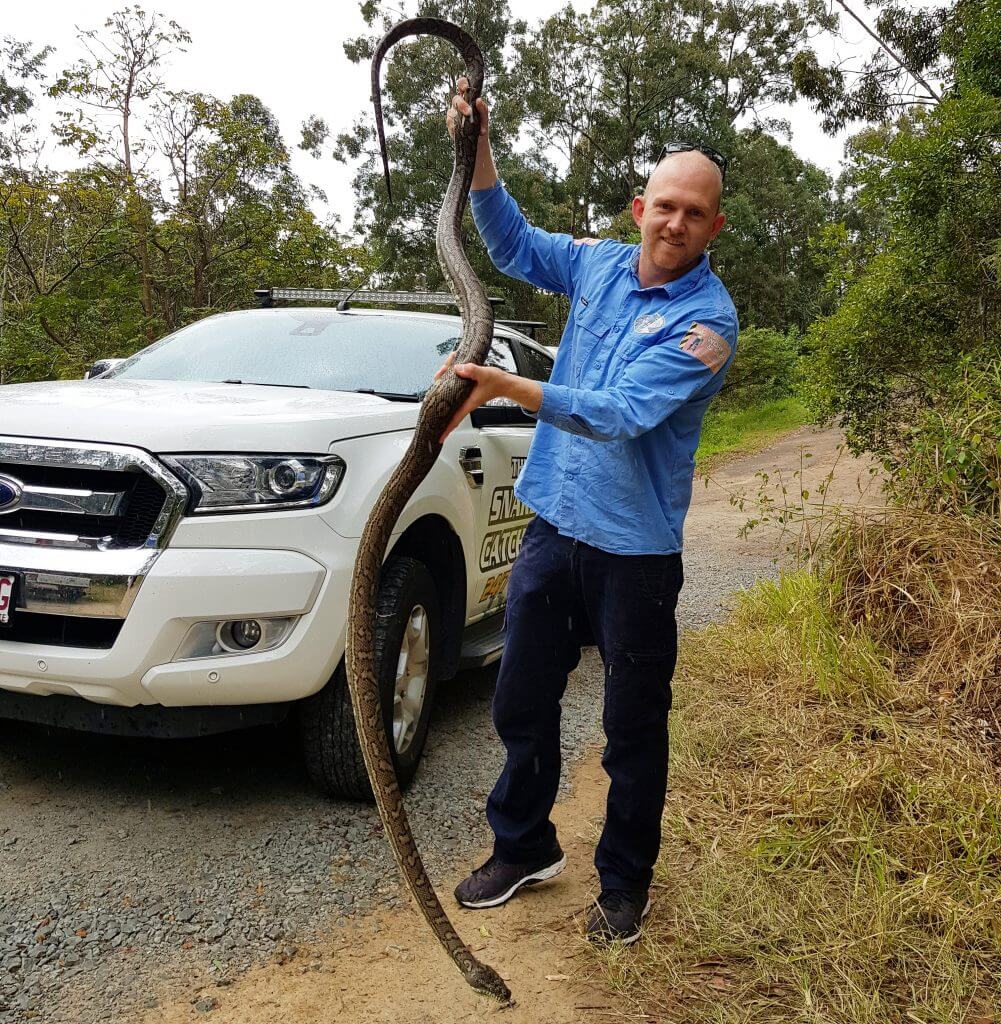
[5,0,864,230]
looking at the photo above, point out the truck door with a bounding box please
[465,335,555,617]
[464,336,539,617]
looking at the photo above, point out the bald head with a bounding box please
[630,149,727,286]
[645,150,724,213]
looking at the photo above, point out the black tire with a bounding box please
[298,555,440,801]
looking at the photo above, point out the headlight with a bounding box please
[162,454,345,514]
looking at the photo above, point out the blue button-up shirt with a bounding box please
[470,182,738,555]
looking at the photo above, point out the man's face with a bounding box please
[631,153,726,283]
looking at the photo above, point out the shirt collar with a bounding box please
[619,246,711,299]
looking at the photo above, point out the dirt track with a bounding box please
[135,427,879,1024]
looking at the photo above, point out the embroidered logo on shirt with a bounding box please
[633,312,665,335]
[573,237,600,246]
[679,322,731,373]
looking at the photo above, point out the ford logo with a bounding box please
[0,474,23,514]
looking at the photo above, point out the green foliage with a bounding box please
[718,325,800,408]
[713,131,833,330]
[886,359,1001,519]
[805,91,1001,425]
[0,36,51,162]
[946,0,1001,97]
[793,0,950,133]
[803,0,1001,519]
[514,0,835,216]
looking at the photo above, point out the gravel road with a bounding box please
[0,427,873,1023]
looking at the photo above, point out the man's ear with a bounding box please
[709,211,726,242]
[631,194,645,230]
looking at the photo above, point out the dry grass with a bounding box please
[826,511,1001,708]
[578,570,1001,1023]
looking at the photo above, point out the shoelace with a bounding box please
[598,889,641,915]
[473,856,504,881]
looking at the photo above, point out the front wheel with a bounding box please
[298,556,440,801]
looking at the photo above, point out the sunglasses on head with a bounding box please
[656,141,728,183]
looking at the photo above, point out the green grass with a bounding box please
[696,397,808,471]
[578,570,1001,1023]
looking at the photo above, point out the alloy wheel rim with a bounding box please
[392,603,430,756]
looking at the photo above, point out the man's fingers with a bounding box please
[439,401,473,444]
[450,77,489,139]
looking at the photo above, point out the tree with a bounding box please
[514,0,836,219]
[1,7,353,385]
[792,0,950,133]
[0,36,51,164]
[712,130,833,330]
[802,0,1001,513]
[49,6,190,340]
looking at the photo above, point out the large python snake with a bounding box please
[343,17,510,1004]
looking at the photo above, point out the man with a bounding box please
[438,79,737,945]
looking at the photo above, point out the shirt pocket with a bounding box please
[612,312,686,374]
[572,298,612,382]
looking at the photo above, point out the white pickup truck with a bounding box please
[0,291,554,798]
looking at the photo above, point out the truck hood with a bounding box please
[0,379,418,453]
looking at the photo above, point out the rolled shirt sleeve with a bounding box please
[535,310,738,441]
[470,182,592,297]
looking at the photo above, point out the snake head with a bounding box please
[467,961,512,1004]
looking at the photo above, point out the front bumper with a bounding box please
[0,538,350,708]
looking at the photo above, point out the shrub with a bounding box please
[826,507,1001,706]
[718,326,801,409]
[886,358,1001,520]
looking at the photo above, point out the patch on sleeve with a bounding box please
[573,236,600,246]
[679,321,731,373]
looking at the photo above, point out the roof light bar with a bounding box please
[255,287,505,309]
[496,319,549,339]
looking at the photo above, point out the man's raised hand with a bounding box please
[446,75,490,140]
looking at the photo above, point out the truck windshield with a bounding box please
[105,310,463,397]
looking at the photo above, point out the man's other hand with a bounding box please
[438,362,509,444]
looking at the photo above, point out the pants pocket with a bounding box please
[636,553,683,606]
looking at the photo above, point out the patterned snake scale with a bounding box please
[344,18,511,1004]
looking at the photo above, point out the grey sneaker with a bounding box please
[454,848,567,909]
[585,889,651,945]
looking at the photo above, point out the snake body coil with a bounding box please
[344,18,509,1003]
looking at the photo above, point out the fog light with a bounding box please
[229,619,262,650]
[173,616,298,661]
[217,618,265,653]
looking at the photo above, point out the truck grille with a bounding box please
[0,438,187,552]
[0,461,167,549]
[0,436,189,650]
[0,610,123,649]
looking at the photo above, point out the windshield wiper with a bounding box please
[219,379,311,389]
[350,388,422,403]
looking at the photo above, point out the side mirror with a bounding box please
[84,358,125,380]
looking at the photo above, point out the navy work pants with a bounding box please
[486,515,683,893]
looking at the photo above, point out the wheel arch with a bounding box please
[387,513,466,681]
